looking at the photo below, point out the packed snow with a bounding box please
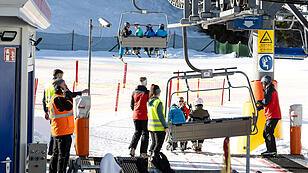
[34,49,308,172]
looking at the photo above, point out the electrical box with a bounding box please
[26,143,47,173]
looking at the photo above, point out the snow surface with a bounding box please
[35,49,308,171]
[43,0,205,37]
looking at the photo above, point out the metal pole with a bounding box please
[184,0,190,20]
[72,29,74,51]
[88,19,93,95]
[192,0,199,17]
[246,135,250,173]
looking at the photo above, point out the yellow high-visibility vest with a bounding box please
[148,98,166,131]
[44,80,55,107]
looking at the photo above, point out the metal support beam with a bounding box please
[286,4,308,30]
[88,19,92,95]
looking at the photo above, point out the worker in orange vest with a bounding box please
[49,78,74,173]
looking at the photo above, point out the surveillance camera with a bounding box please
[98,18,112,28]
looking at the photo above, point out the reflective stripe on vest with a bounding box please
[148,98,166,131]
[49,94,74,136]
[45,80,55,106]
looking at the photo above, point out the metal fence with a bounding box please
[36,31,215,52]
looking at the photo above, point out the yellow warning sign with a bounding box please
[258,30,274,53]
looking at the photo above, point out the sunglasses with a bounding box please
[179,101,184,102]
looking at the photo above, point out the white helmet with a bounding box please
[194,98,204,106]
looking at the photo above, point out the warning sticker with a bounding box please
[258,30,274,54]
[4,47,16,62]
[258,54,273,72]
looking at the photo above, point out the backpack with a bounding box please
[151,152,174,173]
[136,157,149,173]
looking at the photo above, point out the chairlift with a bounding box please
[117,0,171,49]
[274,12,308,59]
[164,67,259,142]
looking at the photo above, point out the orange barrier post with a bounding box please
[75,60,79,86]
[290,104,302,155]
[123,63,127,88]
[221,78,226,106]
[73,81,76,92]
[115,83,120,112]
[197,79,200,98]
[75,118,89,156]
[168,80,172,107]
[177,70,179,96]
[34,78,38,105]
[222,137,231,173]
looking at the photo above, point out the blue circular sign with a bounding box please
[259,55,273,71]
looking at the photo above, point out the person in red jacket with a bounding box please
[129,77,149,158]
[256,75,281,157]
[177,97,190,120]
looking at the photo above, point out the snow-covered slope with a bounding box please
[44,0,202,36]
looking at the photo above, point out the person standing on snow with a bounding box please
[188,98,210,153]
[43,69,87,156]
[119,22,132,60]
[155,24,168,58]
[148,84,168,157]
[144,24,156,57]
[133,23,143,57]
[168,103,186,151]
[129,77,149,158]
[256,75,281,157]
[49,79,74,173]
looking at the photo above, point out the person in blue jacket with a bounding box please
[144,24,156,57]
[168,104,186,151]
[155,24,168,58]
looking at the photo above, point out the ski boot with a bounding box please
[119,55,123,61]
[261,151,277,157]
[162,50,167,58]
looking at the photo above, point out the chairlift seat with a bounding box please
[119,36,169,48]
[169,117,252,142]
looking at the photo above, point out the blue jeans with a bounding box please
[119,46,131,55]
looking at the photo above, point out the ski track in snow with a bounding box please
[35,49,308,171]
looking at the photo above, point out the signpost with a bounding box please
[257,30,274,72]
[234,16,263,30]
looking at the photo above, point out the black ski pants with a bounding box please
[49,134,72,173]
[149,131,166,156]
[129,120,149,154]
[263,119,279,152]
[48,135,54,155]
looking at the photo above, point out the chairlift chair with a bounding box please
[165,67,259,142]
[117,11,171,49]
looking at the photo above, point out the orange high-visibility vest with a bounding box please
[49,94,74,136]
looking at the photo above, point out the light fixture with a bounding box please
[1,31,17,41]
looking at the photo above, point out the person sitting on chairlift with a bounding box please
[155,24,168,58]
[119,22,132,59]
[144,24,156,57]
[133,23,143,57]
[168,103,187,151]
[188,98,210,153]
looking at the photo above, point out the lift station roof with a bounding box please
[0,0,51,29]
